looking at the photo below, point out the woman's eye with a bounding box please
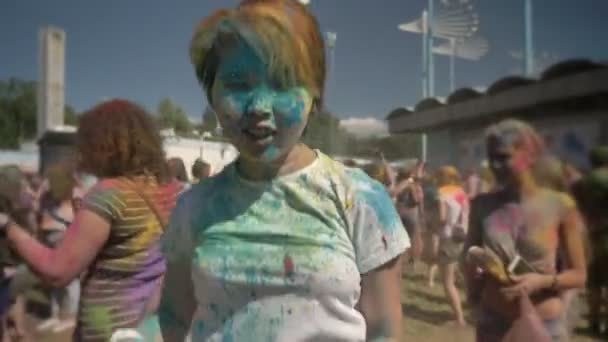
[224,80,250,90]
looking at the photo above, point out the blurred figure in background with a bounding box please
[190,158,211,184]
[435,165,469,327]
[392,163,424,271]
[573,145,608,336]
[420,170,441,287]
[0,165,35,341]
[479,161,496,194]
[464,119,587,341]
[465,167,482,199]
[36,162,81,333]
[168,157,190,184]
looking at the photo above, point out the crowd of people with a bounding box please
[0,0,606,341]
[358,119,608,341]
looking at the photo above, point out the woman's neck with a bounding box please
[237,144,316,181]
[505,170,539,199]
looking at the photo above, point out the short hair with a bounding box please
[436,165,461,186]
[485,119,545,160]
[189,0,326,108]
[533,155,569,192]
[168,157,189,183]
[0,165,33,230]
[76,99,167,180]
[191,158,211,179]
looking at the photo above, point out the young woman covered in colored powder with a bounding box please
[159,1,410,341]
[2,100,182,341]
[435,165,469,327]
[463,119,587,341]
[392,163,425,270]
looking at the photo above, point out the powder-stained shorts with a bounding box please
[438,238,463,265]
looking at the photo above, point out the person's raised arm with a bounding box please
[7,209,110,287]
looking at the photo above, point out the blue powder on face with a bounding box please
[211,40,311,163]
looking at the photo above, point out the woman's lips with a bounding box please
[243,126,276,143]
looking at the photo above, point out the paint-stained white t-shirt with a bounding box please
[162,151,409,341]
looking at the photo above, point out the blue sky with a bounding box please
[1,0,607,121]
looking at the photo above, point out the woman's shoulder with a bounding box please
[539,188,576,211]
[314,152,391,203]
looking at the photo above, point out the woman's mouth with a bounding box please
[243,126,276,142]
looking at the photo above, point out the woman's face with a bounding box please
[210,40,314,163]
[487,136,534,185]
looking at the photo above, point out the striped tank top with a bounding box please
[77,176,181,341]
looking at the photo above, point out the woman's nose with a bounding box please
[246,91,273,118]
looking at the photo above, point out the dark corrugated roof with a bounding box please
[446,87,483,104]
[414,98,445,111]
[385,107,412,120]
[388,58,608,122]
[541,59,606,80]
[486,76,536,95]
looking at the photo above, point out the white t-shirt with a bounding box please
[162,152,410,341]
[438,185,469,239]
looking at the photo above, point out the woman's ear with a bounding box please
[301,99,319,137]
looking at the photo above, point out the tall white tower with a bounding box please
[37,26,66,138]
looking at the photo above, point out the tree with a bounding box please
[0,78,81,148]
[157,97,193,135]
[64,105,78,126]
[0,78,37,148]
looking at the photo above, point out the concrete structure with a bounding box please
[37,26,66,138]
[387,59,608,170]
[3,136,238,178]
[163,136,238,177]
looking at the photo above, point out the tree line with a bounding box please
[0,77,420,160]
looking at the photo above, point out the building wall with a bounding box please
[426,128,456,169]
[37,27,65,138]
[163,138,238,178]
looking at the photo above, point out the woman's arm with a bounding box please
[388,179,412,199]
[358,255,404,342]
[438,197,447,227]
[159,258,196,341]
[553,205,587,289]
[7,209,110,287]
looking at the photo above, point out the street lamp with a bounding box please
[524,0,534,75]
[398,0,481,163]
[325,31,337,88]
[432,35,489,91]
[398,0,479,97]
